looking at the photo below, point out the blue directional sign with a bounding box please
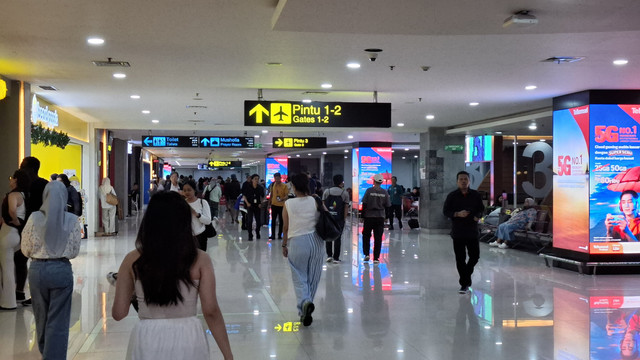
[142,136,255,148]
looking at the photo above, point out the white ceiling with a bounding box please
[2,0,639,165]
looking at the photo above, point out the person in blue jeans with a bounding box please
[21,181,81,359]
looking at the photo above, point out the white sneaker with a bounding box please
[498,243,509,249]
[489,241,499,247]
[326,257,333,263]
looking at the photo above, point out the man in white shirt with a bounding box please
[204,178,222,219]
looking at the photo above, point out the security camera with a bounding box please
[368,53,378,62]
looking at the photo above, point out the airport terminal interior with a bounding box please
[2,0,640,359]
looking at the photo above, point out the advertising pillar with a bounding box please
[351,142,392,209]
[265,157,288,188]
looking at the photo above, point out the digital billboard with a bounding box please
[552,105,590,253]
[589,104,640,254]
[351,147,392,206]
[265,157,288,188]
[589,295,640,359]
[465,135,493,162]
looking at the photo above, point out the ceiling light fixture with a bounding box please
[525,85,537,90]
[495,131,503,135]
[296,154,300,157]
[334,140,340,143]
[321,83,333,89]
[302,99,312,103]
[613,59,629,66]
[308,153,312,156]
[262,130,268,134]
[503,10,538,28]
[397,123,405,127]
[322,152,327,155]
[529,122,537,130]
[344,149,349,153]
[347,62,361,69]
[130,94,140,99]
[426,114,435,120]
[347,135,354,139]
[87,37,105,45]
[113,73,126,79]
[151,119,159,124]
[469,102,479,106]
[142,110,150,114]
[344,156,348,159]
[254,135,260,138]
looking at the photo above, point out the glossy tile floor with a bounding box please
[1,212,639,360]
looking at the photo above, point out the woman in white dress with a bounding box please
[0,169,29,310]
[112,191,233,360]
[99,177,117,235]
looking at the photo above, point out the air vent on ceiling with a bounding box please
[187,120,205,123]
[542,56,585,64]
[91,58,131,67]
[39,85,57,91]
[186,105,208,109]
[302,91,329,95]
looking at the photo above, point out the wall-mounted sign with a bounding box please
[445,144,464,151]
[142,136,199,148]
[142,136,255,148]
[245,101,391,128]
[31,95,59,127]
[207,160,242,169]
[199,136,255,148]
[272,137,327,148]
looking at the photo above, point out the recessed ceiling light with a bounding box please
[402,157,406,159]
[469,102,479,106]
[425,114,435,120]
[321,83,333,89]
[414,155,418,158]
[130,94,140,99]
[322,152,327,155]
[347,62,361,69]
[308,153,312,156]
[302,99,312,103]
[261,130,268,134]
[525,85,537,90]
[141,110,151,114]
[113,73,126,79]
[254,135,260,138]
[529,123,537,130]
[334,140,340,143]
[404,148,409,151]
[613,59,629,66]
[296,154,300,157]
[347,135,354,139]
[344,156,348,159]
[151,119,159,124]
[397,123,405,127]
[495,131,503,135]
[344,149,349,153]
[87,37,104,45]
[540,139,546,142]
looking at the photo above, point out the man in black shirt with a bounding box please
[242,174,265,240]
[443,171,484,294]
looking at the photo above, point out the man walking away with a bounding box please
[361,174,391,264]
[442,171,484,294]
[323,175,349,263]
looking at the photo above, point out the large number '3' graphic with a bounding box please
[522,142,553,199]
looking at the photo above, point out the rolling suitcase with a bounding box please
[408,218,419,229]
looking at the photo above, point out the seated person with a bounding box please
[606,190,640,242]
[489,198,537,249]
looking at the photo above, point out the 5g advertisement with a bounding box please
[553,103,640,256]
[265,157,288,188]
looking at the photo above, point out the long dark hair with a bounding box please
[133,191,198,306]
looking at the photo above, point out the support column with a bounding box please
[419,128,465,230]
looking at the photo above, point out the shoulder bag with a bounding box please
[313,195,341,242]
[200,199,217,238]
[106,193,119,206]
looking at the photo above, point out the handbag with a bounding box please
[313,196,342,242]
[200,199,217,238]
[106,193,118,206]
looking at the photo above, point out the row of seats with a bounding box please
[479,206,552,253]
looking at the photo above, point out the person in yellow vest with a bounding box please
[268,173,289,240]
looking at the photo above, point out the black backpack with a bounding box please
[324,190,346,221]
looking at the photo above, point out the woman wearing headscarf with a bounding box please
[99,177,117,235]
[0,169,30,310]
[21,181,81,359]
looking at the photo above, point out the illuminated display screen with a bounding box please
[351,147,392,206]
[465,135,493,162]
[204,161,242,169]
[590,295,640,359]
[553,105,591,253]
[265,158,288,188]
[245,101,391,128]
[142,136,254,148]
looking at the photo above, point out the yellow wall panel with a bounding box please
[30,143,82,186]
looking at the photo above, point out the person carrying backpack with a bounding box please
[322,174,350,263]
[203,178,222,219]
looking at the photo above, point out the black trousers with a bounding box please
[326,220,345,260]
[452,236,480,287]
[387,204,402,227]
[362,217,384,260]
[246,205,261,238]
[270,205,283,239]
[14,250,28,293]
